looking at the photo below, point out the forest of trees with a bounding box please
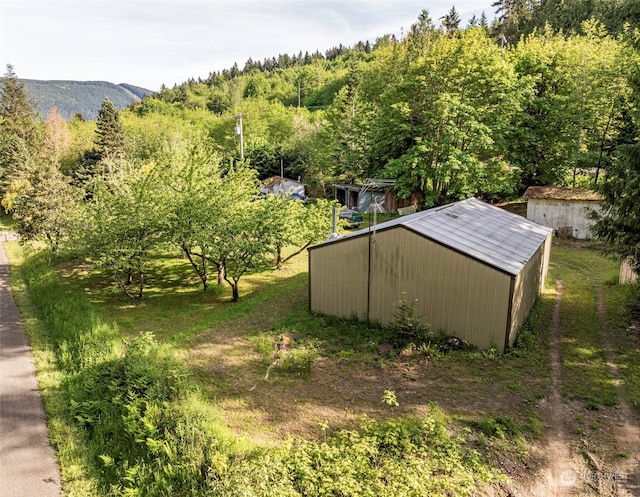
[2,1,640,298]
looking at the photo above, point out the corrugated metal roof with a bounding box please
[523,186,603,201]
[311,198,552,276]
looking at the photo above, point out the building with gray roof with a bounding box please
[308,198,553,351]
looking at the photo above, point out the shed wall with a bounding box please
[526,199,601,239]
[507,232,551,347]
[310,227,514,351]
[368,228,512,350]
[620,257,638,285]
[309,235,369,319]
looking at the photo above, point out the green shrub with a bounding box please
[389,295,432,347]
[65,333,236,496]
[283,409,504,496]
[471,415,520,438]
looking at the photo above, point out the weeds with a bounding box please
[470,415,520,438]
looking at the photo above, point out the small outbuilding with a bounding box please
[523,186,603,239]
[333,179,422,213]
[308,198,553,351]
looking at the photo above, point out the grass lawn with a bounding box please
[55,242,554,442]
[6,235,640,495]
[549,242,621,408]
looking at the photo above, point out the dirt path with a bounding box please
[529,279,640,497]
[593,284,640,496]
[531,280,590,496]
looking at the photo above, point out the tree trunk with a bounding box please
[182,244,209,292]
[223,272,240,302]
[217,258,226,286]
[115,269,138,300]
[231,283,239,302]
[201,254,208,292]
[137,268,144,300]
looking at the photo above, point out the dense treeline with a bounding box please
[2,3,640,291]
[140,7,639,202]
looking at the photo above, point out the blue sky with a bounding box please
[1,1,494,92]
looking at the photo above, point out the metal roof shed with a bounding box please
[308,198,553,351]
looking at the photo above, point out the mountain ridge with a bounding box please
[20,79,153,120]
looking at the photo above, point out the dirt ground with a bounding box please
[185,268,639,495]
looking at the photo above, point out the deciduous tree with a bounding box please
[376,28,520,205]
[80,160,167,300]
[5,161,81,260]
[43,105,72,164]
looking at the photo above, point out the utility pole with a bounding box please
[234,113,247,160]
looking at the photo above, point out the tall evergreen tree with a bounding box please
[95,97,125,161]
[0,64,41,150]
[0,65,42,197]
[590,25,640,270]
[492,0,533,41]
[440,6,461,34]
[480,11,489,28]
[76,97,125,185]
[591,143,640,271]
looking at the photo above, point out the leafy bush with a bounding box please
[65,333,239,496]
[278,340,319,378]
[283,409,504,496]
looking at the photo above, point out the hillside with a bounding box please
[21,79,152,120]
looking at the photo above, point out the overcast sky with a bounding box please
[1,1,494,92]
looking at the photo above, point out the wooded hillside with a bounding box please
[21,79,152,120]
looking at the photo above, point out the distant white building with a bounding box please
[523,186,604,240]
[260,176,306,201]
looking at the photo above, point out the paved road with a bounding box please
[0,236,61,497]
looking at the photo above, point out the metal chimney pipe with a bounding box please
[328,205,339,240]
